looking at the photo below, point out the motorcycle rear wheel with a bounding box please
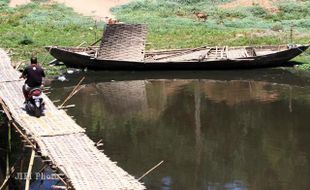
[34,107,41,118]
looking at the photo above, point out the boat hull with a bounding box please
[46,45,309,70]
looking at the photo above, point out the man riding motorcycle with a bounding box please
[20,57,45,103]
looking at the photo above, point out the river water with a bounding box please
[1,69,310,189]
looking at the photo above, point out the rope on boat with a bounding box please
[296,47,310,56]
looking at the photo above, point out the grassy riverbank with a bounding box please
[114,0,310,47]
[0,0,309,73]
[113,0,310,68]
[0,1,103,75]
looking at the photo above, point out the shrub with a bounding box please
[224,17,271,29]
[280,19,310,30]
[167,0,204,4]
[0,0,9,5]
[271,23,283,31]
[31,0,49,2]
[222,9,248,19]
[163,0,231,5]
[276,1,310,19]
[18,3,98,28]
[18,35,34,45]
[246,5,268,18]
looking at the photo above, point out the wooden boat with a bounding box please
[46,24,309,70]
[46,44,309,70]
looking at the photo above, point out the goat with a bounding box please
[107,18,119,25]
[194,12,208,22]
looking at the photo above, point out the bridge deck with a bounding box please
[0,49,145,190]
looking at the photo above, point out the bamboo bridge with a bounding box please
[0,49,145,190]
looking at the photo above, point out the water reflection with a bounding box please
[0,121,60,189]
[201,80,280,105]
[49,74,310,190]
[96,81,148,115]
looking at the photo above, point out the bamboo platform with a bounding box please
[0,49,145,190]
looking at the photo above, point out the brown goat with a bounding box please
[107,18,119,25]
[194,12,208,22]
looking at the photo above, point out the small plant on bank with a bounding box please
[271,24,284,32]
[18,35,34,45]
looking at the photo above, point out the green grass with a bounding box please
[112,0,310,70]
[0,2,104,75]
[294,51,310,70]
[113,0,310,47]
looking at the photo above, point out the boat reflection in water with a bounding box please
[50,75,310,190]
[96,81,148,116]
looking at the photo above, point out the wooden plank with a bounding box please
[220,46,224,59]
[155,45,208,61]
[244,48,249,57]
[199,48,212,61]
[225,46,228,58]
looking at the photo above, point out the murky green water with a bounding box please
[1,69,310,189]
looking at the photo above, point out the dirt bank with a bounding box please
[219,0,278,10]
[9,0,130,19]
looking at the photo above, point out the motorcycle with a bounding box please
[25,87,45,117]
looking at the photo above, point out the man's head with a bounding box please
[30,57,37,65]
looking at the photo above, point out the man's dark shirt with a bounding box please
[22,65,45,87]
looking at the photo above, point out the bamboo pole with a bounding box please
[38,165,47,174]
[8,123,11,154]
[15,61,24,70]
[290,26,294,44]
[58,77,85,108]
[42,47,53,65]
[0,99,12,122]
[52,100,61,103]
[0,147,26,190]
[5,122,11,190]
[51,186,67,190]
[0,79,23,84]
[71,85,85,97]
[154,45,208,61]
[20,146,25,174]
[0,163,16,190]
[58,104,75,110]
[25,149,36,190]
[77,41,87,48]
[138,160,164,181]
[90,38,102,46]
[12,122,36,150]
[58,85,84,109]
[55,174,68,187]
